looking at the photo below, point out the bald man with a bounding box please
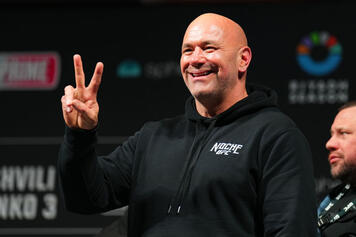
[318,102,356,236]
[58,13,317,236]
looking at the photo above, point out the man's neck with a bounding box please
[195,89,248,118]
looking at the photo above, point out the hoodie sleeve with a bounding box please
[57,126,137,214]
[260,128,317,237]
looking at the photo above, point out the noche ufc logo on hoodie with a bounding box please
[210,142,243,156]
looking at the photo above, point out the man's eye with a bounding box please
[205,47,216,52]
[183,49,192,54]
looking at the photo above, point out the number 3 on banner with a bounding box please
[42,194,57,219]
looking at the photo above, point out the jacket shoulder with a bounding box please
[251,107,298,132]
[139,115,188,136]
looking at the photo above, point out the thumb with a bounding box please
[72,99,89,114]
[61,95,78,128]
[72,99,98,129]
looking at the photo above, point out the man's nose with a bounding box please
[326,136,337,151]
[190,47,206,66]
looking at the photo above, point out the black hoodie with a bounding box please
[58,84,317,237]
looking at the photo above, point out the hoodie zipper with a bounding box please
[167,119,217,215]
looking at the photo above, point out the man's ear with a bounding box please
[238,46,252,73]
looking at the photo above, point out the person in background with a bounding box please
[58,13,316,236]
[318,101,356,236]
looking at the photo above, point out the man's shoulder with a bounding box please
[320,183,356,236]
[141,114,187,133]
[248,106,298,132]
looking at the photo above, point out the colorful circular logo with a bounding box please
[296,31,342,76]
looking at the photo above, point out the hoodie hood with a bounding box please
[185,84,278,126]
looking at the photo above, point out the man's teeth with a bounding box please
[192,71,210,77]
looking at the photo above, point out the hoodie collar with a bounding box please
[185,84,278,125]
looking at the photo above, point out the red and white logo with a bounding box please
[0,52,60,90]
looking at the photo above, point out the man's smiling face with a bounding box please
[180,17,241,102]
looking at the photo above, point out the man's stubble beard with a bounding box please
[331,160,356,186]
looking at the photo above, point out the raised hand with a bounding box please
[61,54,103,130]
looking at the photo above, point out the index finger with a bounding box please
[73,54,85,89]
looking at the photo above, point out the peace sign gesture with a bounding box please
[61,54,104,130]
